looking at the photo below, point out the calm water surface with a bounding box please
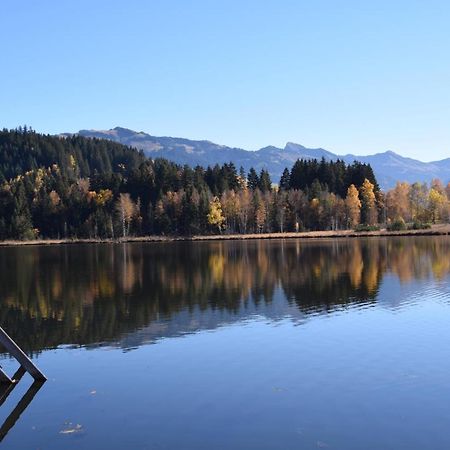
[0,237,450,449]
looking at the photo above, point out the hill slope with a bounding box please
[0,128,146,181]
[68,127,450,189]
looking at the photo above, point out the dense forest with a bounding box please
[0,128,448,240]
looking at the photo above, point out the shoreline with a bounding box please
[1,224,449,247]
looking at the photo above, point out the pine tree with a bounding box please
[279,168,290,191]
[247,168,259,191]
[11,182,34,239]
[258,169,272,192]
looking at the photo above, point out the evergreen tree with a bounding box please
[11,182,33,239]
[279,168,290,191]
[247,168,259,191]
[258,169,272,192]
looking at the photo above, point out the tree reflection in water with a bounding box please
[0,237,449,354]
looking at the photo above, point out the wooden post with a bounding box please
[0,328,46,381]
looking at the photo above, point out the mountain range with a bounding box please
[65,127,450,189]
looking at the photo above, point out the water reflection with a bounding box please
[0,237,449,353]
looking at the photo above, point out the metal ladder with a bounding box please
[0,327,46,383]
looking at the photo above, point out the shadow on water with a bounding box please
[0,378,45,442]
[0,236,449,354]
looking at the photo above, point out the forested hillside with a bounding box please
[0,128,447,240]
[0,126,146,181]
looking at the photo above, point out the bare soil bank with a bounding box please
[1,224,449,247]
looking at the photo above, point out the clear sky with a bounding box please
[2,0,450,161]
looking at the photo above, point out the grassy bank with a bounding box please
[1,224,449,247]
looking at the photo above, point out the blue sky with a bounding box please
[2,0,450,161]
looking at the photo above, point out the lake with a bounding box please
[0,237,450,449]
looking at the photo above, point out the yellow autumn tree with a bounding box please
[116,193,137,238]
[254,195,267,233]
[95,189,113,207]
[409,182,428,221]
[207,196,225,232]
[359,178,377,225]
[428,188,446,223]
[221,190,240,233]
[345,184,361,228]
[238,189,252,233]
[386,181,411,222]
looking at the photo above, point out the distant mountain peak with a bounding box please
[258,145,283,153]
[113,126,133,132]
[284,142,307,150]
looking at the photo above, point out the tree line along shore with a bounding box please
[1,127,449,242]
[1,224,450,247]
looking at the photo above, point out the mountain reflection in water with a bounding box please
[0,237,449,354]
